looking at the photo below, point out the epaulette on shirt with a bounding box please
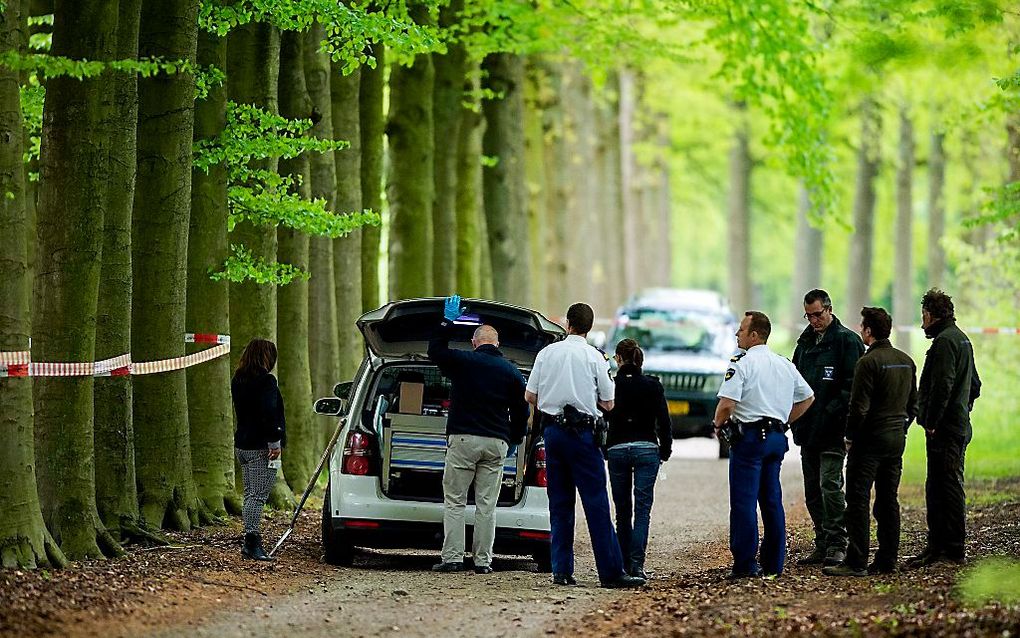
[729,352,746,363]
[592,345,610,361]
[725,352,745,381]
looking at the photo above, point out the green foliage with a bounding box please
[957,557,1020,607]
[19,83,42,175]
[211,244,310,285]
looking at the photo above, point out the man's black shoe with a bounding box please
[629,569,650,580]
[431,561,464,572]
[473,565,493,574]
[943,553,967,565]
[601,573,645,589]
[725,568,762,581]
[823,563,867,577]
[867,561,897,575]
[905,549,942,569]
[552,573,577,586]
[797,547,826,566]
[823,548,847,567]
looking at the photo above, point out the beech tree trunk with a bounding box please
[187,27,239,520]
[597,76,625,312]
[455,66,483,298]
[727,103,751,314]
[927,128,946,290]
[32,0,124,560]
[0,0,67,569]
[524,61,548,313]
[303,22,341,400]
[790,184,823,330]
[540,62,568,315]
[359,44,385,311]
[893,106,914,349]
[618,69,639,298]
[132,0,201,531]
[846,99,881,319]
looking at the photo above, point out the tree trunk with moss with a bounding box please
[927,127,946,290]
[360,44,385,311]
[893,106,914,350]
[482,52,530,306]
[187,28,239,520]
[331,58,363,379]
[32,0,124,561]
[226,22,294,509]
[846,99,880,318]
[303,23,341,402]
[455,66,483,298]
[132,0,201,531]
[524,61,548,313]
[0,0,67,569]
[387,5,434,299]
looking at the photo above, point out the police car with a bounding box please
[313,298,564,568]
[600,289,737,458]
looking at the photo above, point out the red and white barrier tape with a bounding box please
[1,333,230,378]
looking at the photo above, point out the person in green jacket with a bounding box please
[792,289,865,567]
[824,307,917,577]
[907,289,982,568]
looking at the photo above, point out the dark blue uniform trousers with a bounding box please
[544,424,625,583]
[729,430,789,576]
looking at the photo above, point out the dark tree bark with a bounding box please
[454,65,483,298]
[32,0,123,560]
[276,30,316,491]
[331,58,363,379]
[0,0,67,569]
[387,5,434,299]
[727,103,751,314]
[303,22,341,401]
[482,52,530,305]
[359,44,384,311]
[846,98,881,319]
[927,128,946,290]
[132,0,201,531]
[188,28,239,520]
[893,106,914,349]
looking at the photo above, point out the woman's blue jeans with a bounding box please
[607,444,660,573]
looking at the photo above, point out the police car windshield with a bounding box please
[612,308,720,353]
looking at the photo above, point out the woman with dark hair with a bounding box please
[606,338,672,579]
[231,338,285,561]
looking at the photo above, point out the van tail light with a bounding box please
[527,441,547,488]
[341,430,376,475]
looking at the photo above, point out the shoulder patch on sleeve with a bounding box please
[591,345,610,361]
[729,352,746,363]
[725,368,736,380]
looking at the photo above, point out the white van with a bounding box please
[314,298,565,569]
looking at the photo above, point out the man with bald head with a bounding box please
[428,296,531,574]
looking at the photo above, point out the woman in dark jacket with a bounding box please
[231,338,286,561]
[606,339,672,579]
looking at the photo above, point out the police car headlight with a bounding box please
[705,374,725,392]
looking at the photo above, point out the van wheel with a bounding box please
[718,437,730,459]
[322,485,354,566]
[533,546,552,573]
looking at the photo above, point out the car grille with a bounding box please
[657,372,709,393]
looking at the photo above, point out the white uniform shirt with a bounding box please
[526,335,614,417]
[717,344,813,423]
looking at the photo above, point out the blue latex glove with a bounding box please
[507,444,518,458]
[443,295,463,322]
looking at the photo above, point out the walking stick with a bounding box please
[269,414,348,557]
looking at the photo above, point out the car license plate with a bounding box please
[668,400,690,416]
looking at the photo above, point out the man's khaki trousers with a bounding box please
[440,433,509,567]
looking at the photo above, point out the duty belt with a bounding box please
[544,410,595,431]
[735,417,789,440]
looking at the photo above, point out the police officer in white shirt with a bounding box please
[713,311,814,579]
[525,302,645,589]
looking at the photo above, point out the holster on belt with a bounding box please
[558,404,595,432]
[728,417,789,443]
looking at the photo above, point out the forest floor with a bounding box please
[1,444,1018,637]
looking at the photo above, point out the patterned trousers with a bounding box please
[236,448,278,534]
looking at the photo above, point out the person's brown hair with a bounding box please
[234,338,278,381]
[566,302,594,334]
[744,311,772,342]
[921,288,955,321]
[860,306,892,340]
[615,338,644,369]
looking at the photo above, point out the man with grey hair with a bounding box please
[428,295,530,574]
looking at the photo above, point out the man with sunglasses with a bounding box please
[792,289,865,568]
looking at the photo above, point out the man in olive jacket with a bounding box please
[908,289,981,568]
[792,289,865,567]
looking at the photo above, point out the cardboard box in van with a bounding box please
[397,381,424,414]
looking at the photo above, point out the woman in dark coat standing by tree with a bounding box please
[606,339,673,579]
[231,338,286,561]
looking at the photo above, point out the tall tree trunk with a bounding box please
[846,99,881,319]
[331,59,363,379]
[95,0,149,539]
[359,44,384,311]
[431,0,465,296]
[454,66,483,298]
[276,31,316,491]
[927,127,946,291]
[133,0,201,531]
[387,4,434,299]
[562,63,595,305]
[618,69,639,298]
[597,77,625,312]
[226,22,294,509]
[893,106,914,349]
[0,0,67,569]
[654,113,672,288]
[727,104,752,313]
[482,52,530,305]
[32,0,123,560]
[303,22,340,400]
[791,183,823,330]
[188,27,239,520]
[524,60,548,313]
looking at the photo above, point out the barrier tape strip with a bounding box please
[0,334,230,378]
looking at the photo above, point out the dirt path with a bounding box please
[140,440,805,638]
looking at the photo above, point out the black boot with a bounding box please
[242,532,273,561]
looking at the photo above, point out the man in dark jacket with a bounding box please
[428,295,530,574]
[825,307,917,577]
[908,289,981,568]
[792,289,865,567]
